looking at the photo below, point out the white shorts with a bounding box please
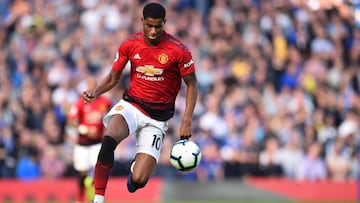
[103,99,168,162]
[73,143,101,171]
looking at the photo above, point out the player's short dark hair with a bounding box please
[143,2,166,20]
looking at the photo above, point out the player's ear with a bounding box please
[163,19,166,24]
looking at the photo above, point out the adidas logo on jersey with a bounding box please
[134,53,141,59]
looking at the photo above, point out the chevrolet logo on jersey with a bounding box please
[136,65,163,76]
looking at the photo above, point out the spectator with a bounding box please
[278,129,304,179]
[0,124,16,177]
[39,145,66,179]
[295,142,327,181]
[325,136,351,181]
[318,112,338,145]
[258,135,282,177]
[197,139,224,182]
[16,147,40,181]
[199,93,229,145]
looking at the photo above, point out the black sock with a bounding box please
[97,135,118,164]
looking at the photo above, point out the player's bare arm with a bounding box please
[83,69,122,103]
[180,72,198,140]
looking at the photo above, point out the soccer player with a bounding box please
[82,2,198,203]
[67,77,112,203]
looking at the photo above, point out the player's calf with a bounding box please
[127,160,149,193]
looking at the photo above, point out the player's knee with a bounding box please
[97,135,118,163]
[106,114,129,140]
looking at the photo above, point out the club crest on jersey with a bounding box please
[115,105,124,111]
[158,53,168,64]
[136,65,163,76]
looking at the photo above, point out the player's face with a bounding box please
[142,17,165,46]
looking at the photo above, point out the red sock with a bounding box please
[76,186,85,202]
[94,161,113,195]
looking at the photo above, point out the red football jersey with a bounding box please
[112,31,195,120]
[68,96,112,145]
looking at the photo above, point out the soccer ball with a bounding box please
[169,139,202,172]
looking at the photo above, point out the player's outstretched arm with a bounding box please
[83,69,122,103]
[180,72,198,140]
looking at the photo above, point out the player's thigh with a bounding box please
[73,145,91,171]
[136,124,165,163]
[103,100,139,143]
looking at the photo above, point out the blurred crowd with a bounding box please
[0,0,360,183]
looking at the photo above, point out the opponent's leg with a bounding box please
[127,153,157,192]
[93,115,129,203]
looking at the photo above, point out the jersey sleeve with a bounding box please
[178,49,195,76]
[112,42,130,72]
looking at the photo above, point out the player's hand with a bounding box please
[179,120,192,140]
[82,90,96,103]
[180,134,191,140]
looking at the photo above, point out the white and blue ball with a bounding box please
[169,139,202,172]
